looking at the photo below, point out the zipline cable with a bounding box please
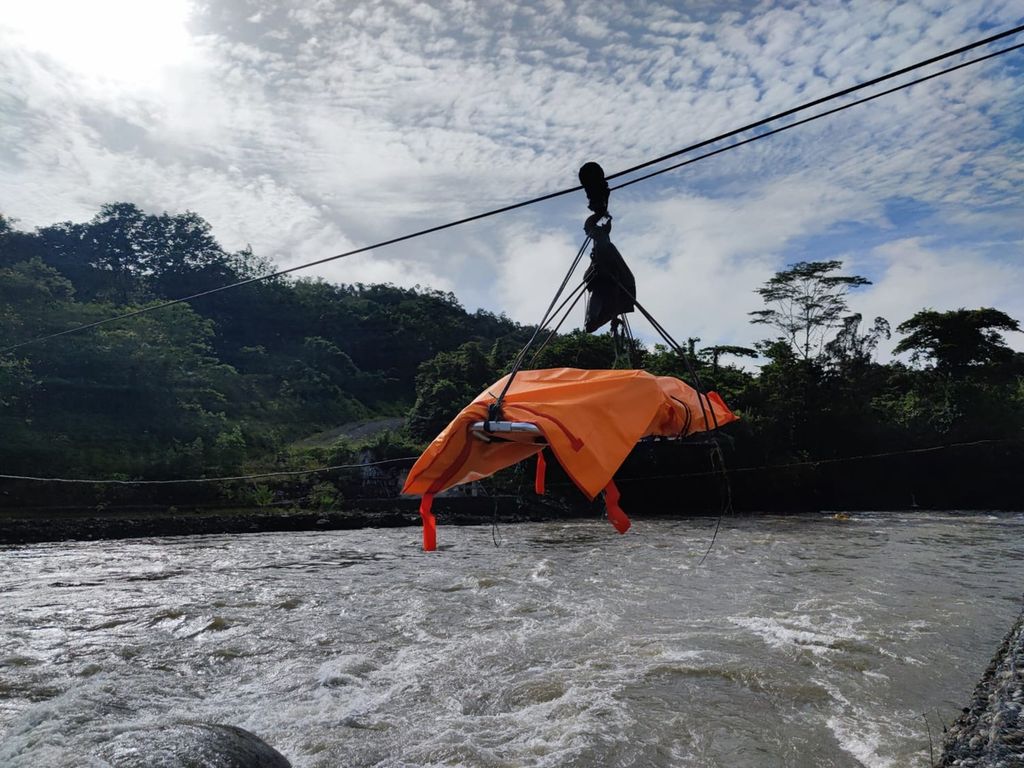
[2,25,1021,355]
[602,24,1024,182]
[610,40,1024,192]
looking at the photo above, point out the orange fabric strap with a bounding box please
[420,493,437,551]
[534,451,546,495]
[603,480,630,534]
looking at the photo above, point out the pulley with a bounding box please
[578,161,610,218]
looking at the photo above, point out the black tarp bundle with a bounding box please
[583,214,635,333]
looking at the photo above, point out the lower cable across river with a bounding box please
[1,512,1022,767]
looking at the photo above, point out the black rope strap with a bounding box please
[491,236,591,416]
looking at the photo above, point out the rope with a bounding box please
[4,26,1021,355]
[609,275,720,434]
[0,455,420,485]
[491,497,502,547]
[611,285,732,562]
[492,236,590,411]
[697,443,734,566]
[504,238,590,374]
[621,314,638,368]
[527,282,588,367]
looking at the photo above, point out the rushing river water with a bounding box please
[1,512,1022,767]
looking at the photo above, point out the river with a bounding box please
[1,512,1022,767]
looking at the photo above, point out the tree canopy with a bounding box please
[749,260,871,360]
[1,205,1021,513]
[894,308,1021,373]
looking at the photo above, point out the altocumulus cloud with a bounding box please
[0,0,1022,356]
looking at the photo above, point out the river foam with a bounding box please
[1,512,1022,767]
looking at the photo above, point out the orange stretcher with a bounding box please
[402,368,738,550]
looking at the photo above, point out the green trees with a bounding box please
[407,342,496,440]
[2,203,1021,512]
[31,203,246,303]
[2,313,242,476]
[742,263,1023,462]
[0,205,531,479]
[826,314,891,372]
[701,344,758,375]
[877,308,1024,444]
[742,261,886,458]
[527,330,621,370]
[0,259,76,339]
[894,308,1021,373]
[749,260,872,360]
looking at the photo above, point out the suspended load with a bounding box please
[402,368,738,550]
[402,161,737,551]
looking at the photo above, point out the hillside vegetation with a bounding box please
[2,205,1021,512]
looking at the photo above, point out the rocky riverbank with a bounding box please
[0,495,578,545]
[937,605,1024,766]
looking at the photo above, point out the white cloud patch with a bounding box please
[494,225,584,324]
[0,0,196,89]
[599,176,886,347]
[853,238,1024,356]
[0,0,1022,355]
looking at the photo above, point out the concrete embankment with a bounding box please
[937,606,1024,766]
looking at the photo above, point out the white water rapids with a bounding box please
[1,512,1022,767]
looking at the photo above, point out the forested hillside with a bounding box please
[0,204,529,477]
[2,205,1022,511]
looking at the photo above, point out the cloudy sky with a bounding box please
[1,0,1022,358]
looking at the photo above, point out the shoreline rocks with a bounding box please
[937,605,1024,766]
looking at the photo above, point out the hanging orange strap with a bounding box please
[420,493,437,551]
[534,451,546,495]
[603,480,630,534]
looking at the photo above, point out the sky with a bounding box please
[1,0,1022,360]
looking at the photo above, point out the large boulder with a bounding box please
[97,723,291,768]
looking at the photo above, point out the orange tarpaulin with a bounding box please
[403,368,738,548]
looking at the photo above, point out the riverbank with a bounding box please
[0,495,579,545]
[3,501,1020,546]
[937,605,1024,766]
